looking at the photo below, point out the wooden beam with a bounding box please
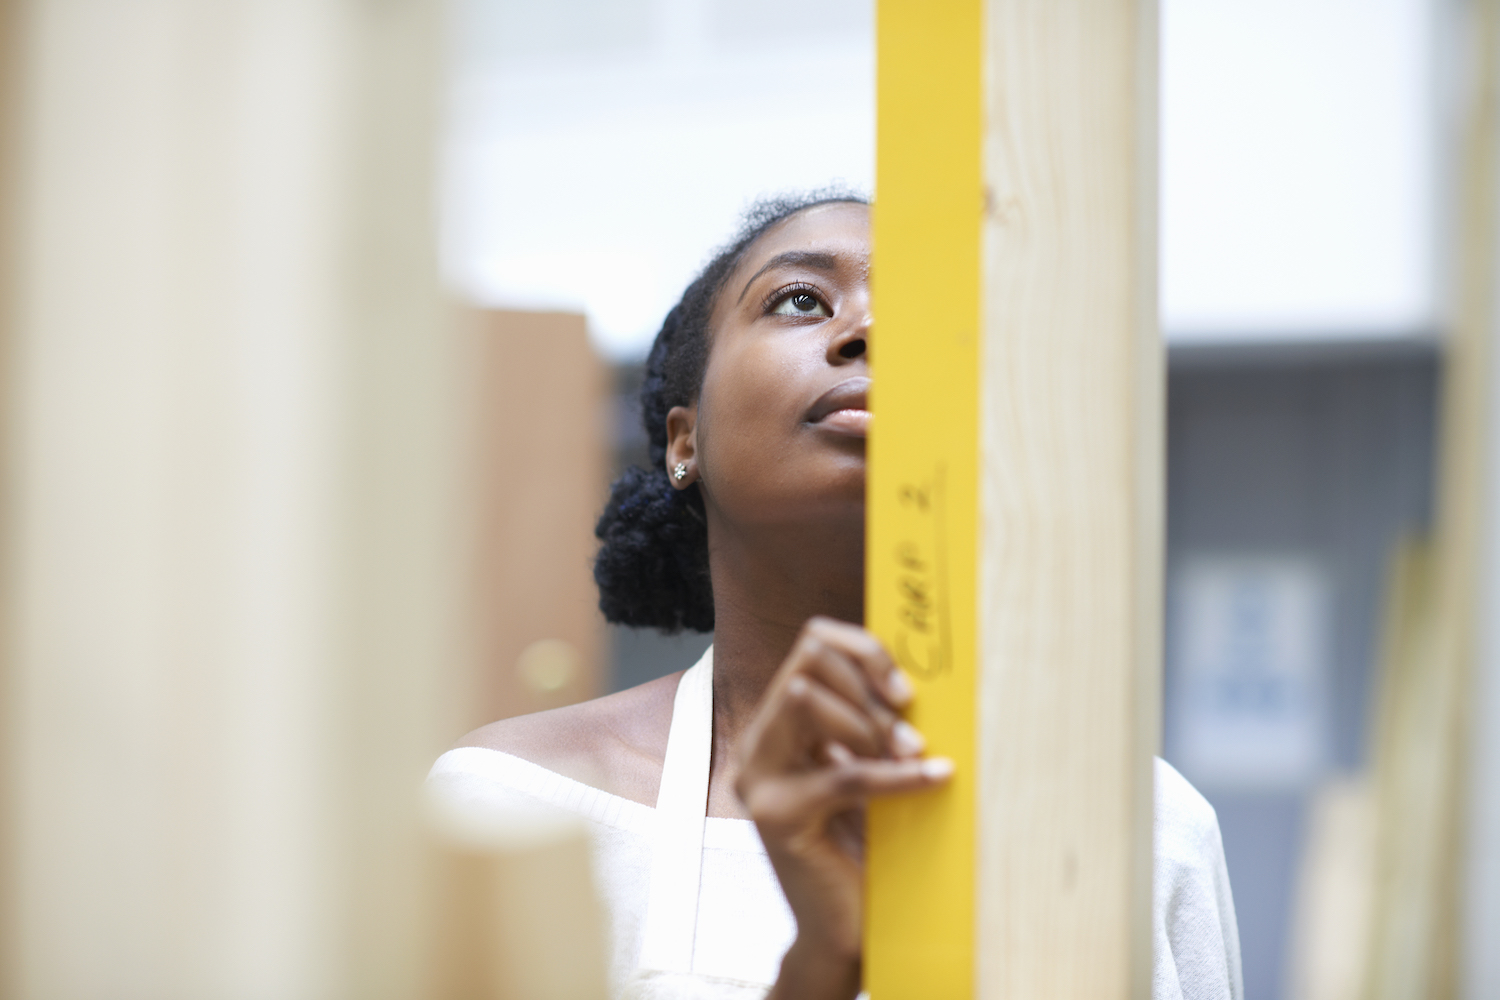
[977,4,1160,998]
[428,804,609,1000]
[0,2,463,996]
[1452,6,1500,996]
[465,308,608,727]
[1366,2,1500,997]
[0,0,20,985]
[866,2,1159,997]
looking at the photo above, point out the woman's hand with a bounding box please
[734,617,953,1000]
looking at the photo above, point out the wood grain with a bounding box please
[977,3,1160,998]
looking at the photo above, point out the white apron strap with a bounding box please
[637,646,715,975]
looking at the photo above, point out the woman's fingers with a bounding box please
[736,616,940,826]
[792,641,913,759]
[801,616,914,712]
[745,755,954,834]
[810,755,954,808]
[744,619,930,777]
[779,673,885,761]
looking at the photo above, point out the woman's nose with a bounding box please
[827,309,872,364]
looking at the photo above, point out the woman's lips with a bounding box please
[815,407,871,436]
[806,377,871,437]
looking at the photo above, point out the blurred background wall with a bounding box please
[1164,344,1440,999]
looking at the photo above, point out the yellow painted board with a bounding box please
[864,1,983,997]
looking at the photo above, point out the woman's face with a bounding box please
[669,202,872,536]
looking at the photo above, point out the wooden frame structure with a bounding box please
[866,3,1161,997]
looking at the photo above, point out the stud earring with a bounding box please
[673,462,688,482]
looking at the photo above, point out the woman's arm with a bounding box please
[734,617,952,1000]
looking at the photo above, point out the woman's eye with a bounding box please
[772,292,832,318]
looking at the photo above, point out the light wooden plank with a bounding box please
[0,0,19,983]
[976,3,1160,1000]
[428,804,609,1000]
[866,3,1158,998]
[0,2,463,996]
[1366,3,1500,997]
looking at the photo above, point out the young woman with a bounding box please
[428,194,1242,1000]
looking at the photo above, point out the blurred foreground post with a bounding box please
[0,1,484,996]
[1463,0,1500,995]
[866,2,1160,997]
[1365,2,1500,998]
[428,795,610,999]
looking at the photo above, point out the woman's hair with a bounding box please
[594,190,868,633]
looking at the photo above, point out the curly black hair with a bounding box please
[593,190,869,633]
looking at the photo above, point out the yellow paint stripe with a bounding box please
[865,1,983,997]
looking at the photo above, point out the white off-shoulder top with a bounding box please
[427,648,1243,1000]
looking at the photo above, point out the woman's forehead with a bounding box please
[739,202,870,272]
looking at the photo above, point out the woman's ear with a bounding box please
[664,405,699,489]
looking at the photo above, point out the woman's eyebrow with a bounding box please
[736,251,842,303]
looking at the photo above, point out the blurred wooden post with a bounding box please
[428,795,610,1000]
[0,2,468,996]
[1459,1,1500,996]
[0,0,20,980]
[866,2,1160,998]
[1361,3,1500,999]
[1286,775,1377,1000]
[465,309,608,727]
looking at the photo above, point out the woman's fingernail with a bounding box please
[892,720,926,756]
[887,670,914,705]
[921,757,955,779]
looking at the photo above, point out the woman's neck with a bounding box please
[704,519,864,750]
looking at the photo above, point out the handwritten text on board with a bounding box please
[891,463,952,680]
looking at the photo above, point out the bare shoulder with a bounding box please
[455,671,683,807]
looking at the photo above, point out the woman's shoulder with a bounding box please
[1151,757,1244,1000]
[1153,757,1226,866]
[450,671,683,807]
